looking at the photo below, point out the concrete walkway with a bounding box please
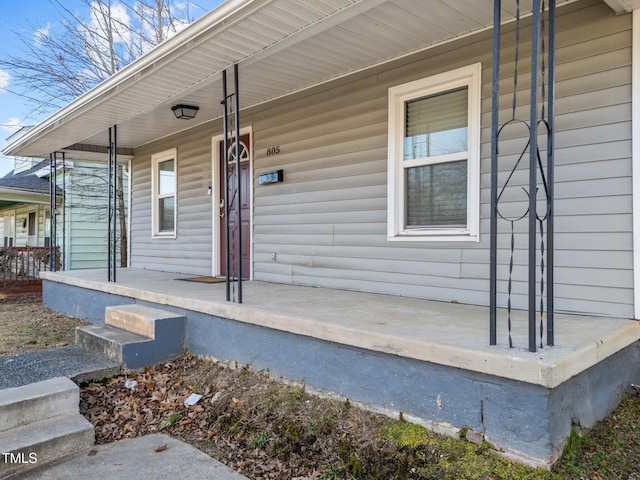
[0,345,119,390]
[7,433,249,480]
[0,348,248,480]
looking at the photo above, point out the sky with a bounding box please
[0,0,225,176]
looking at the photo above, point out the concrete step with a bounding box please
[105,304,185,340]
[76,305,186,370]
[0,413,94,478]
[0,378,79,433]
[76,324,154,369]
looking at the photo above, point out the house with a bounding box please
[0,158,53,249]
[4,0,640,467]
[0,154,129,271]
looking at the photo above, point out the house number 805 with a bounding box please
[266,146,280,156]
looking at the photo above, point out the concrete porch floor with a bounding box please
[40,268,640,389]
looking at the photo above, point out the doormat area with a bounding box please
[176,276,231,283]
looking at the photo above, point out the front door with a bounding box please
[27,211,37,246]
[219,133,251,278]
[3,213,15,247]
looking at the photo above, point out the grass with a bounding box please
[554,394,640,480]
[0,293,88,356]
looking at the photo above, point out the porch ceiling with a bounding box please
[0,201,20,210]
[5,0,582,159]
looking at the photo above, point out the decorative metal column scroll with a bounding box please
[222,69,231,301]
[490,0,555,352]
[221,64,243,303]
[107,125,118,282]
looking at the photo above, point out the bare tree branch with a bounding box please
[0,0,217,265]
[0,0,207,109]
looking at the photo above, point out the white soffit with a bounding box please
[7,0,579,159]
[603,0,640,13]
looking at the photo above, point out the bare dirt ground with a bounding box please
[2,294,639,479]
[0,293,89,356]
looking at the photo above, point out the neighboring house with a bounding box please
[0,156,128,270]
[4,0,640,467]
[0,158,53,249]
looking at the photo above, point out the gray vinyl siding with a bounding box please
[130,127,213,276]
[251,0,633,317]
[128,0,633,317]
[491,2,633,316]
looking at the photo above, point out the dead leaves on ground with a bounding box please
[79,352,391,480]
[81,360,212,443]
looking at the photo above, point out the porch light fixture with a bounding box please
[171,104,199,120]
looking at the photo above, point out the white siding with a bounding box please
[0,205,47,248]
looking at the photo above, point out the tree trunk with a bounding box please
[117,165,128,267]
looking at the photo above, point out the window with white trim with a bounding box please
[387,63,481,241]
[151,148,177,237]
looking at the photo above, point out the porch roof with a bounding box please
[40,268,640,388]
[3,0,599,161]
[0,191,49,211]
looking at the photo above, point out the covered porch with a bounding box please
[40,267,640,467]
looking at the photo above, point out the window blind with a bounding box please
[404,87,468,159]
[405,160,467,228]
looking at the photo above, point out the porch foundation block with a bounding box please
[184,309,640,467]
[42,278,640,468]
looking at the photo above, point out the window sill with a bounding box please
[388,231,479,243]
[152,232,177,239]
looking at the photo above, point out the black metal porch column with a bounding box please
[49,153,57,271]
[222,69,231,301]
[220,64,243,304]
[61,152,66,271]
[547,0,556,346]
[490,0,555,351]
[107,125,118,282]
[527,0,541,353]
[489,0,501,346]
[234,63,243,304]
